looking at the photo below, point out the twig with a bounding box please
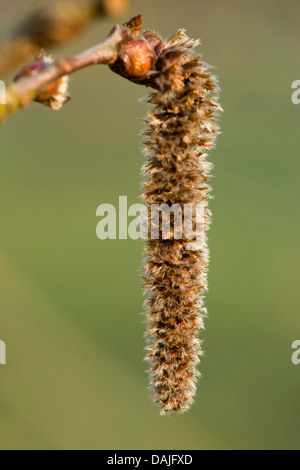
[0,0,130,78]
[0,15,148,123]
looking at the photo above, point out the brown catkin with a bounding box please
[141,31,221,415]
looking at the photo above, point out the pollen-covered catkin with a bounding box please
[141,31,221,415]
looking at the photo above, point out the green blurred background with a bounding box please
[0,0,299,450]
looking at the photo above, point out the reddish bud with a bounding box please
[118,40,154,78]
[14,53,70,110]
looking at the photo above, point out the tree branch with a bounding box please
[0,15,148,123]
[0,0,130,78]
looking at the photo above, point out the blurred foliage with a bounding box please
[0,0,299,450]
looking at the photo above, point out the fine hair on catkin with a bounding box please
[141,30,221,415]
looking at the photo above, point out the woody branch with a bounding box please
[0,15,153,123]
[0,0,131,78]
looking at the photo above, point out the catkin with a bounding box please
[141,31,221,415]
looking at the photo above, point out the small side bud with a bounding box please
[14,52,70,110]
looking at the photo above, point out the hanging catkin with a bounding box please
[141,30,221,415]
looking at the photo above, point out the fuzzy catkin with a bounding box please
[141,31,221,415]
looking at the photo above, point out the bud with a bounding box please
[111,40,154,81]
[14,52,70,110]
